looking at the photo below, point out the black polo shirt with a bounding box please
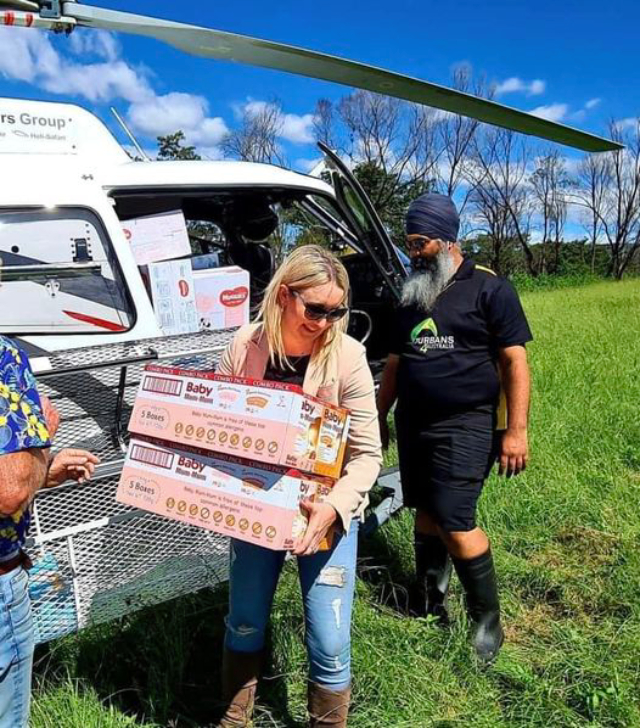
[390,258,532,418]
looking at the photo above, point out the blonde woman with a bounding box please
[215,245,382,728]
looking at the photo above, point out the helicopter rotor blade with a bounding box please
[32,2,619,153]
[0,0,39,11]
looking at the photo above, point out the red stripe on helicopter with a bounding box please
[26,13,34,27]
[3,12,15,26]
[63,310,128,332]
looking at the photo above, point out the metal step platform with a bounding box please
[26,329,237,643]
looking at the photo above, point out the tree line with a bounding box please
[156,67,640,280]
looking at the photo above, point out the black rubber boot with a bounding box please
[411,532,452,624]
[453,549,504,664]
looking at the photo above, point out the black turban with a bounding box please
[405,193,460,242]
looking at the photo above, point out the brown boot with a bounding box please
[217,648,262,727]
[308,682,351,727]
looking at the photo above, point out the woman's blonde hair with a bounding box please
[257,244,350,370]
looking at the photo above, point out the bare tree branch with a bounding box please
[466,127,536,275]
[437,64,491,218]
[222,99,286,165]
[531,149,569,273]
[572,119,640,278]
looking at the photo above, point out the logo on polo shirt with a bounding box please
[410,316,455,353]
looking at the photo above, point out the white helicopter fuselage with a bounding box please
[0,96,336,361]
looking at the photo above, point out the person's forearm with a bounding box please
[501,358,530,431]
[0,448,50,516]
[377,358,399,419]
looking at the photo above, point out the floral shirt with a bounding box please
[0,336,51,561]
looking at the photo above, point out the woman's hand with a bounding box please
[47,449,101,487]
[292,500,338,556]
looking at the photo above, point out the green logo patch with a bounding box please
[410,317,438,342]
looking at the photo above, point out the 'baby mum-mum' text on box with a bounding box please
[116,437,334,550]
[128,365,350,480]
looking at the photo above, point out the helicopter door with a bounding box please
[318,141,407,301]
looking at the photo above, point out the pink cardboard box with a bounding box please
[116,437,334,550]
[194,266,250,332]
[128,365,350,480]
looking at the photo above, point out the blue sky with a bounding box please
[0,0,637,171]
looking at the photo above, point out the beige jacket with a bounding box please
[216,323,383,532]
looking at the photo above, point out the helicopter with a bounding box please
[0,0,621,361]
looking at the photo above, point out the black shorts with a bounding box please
[395,408,501,532]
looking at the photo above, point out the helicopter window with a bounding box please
[298,195,363,256]
[0,207,134,335]
[271,195,362,260]
[272,201,332,257]
[339,183,370,232]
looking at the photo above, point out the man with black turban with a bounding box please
[377,193,532,663]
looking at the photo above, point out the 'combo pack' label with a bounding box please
[128,365,350,480]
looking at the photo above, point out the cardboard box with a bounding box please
[122,210,192,266]
[128,365,350,479]
[116,437,334,550]
[147,259,199,336]
[194,266,250,332]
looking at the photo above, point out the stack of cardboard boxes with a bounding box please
[117,366,350,550]
[122,210,250,336]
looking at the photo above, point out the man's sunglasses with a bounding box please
[290,289,349,322]
[405,235,437,253]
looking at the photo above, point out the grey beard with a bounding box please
[401,250,456,312]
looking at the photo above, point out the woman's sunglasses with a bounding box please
[290,289,349,323]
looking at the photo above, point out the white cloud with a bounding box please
[530,153,582,178]
[127,93,228,145]
[197,145,225,161]
[68,29,120,62]
[613,117,638,132]
[241,99,270,119]
[0,26,44,83]
[234,99,316,144]
[561,156,584,176]
[0,26,231,151]
[529,79,546,96]
[44,59,153,103]
[280,113,315,144]
[529,103,569,122]
[352,136,397,166]
[0,27,152,102]
[294,157,322,173]
[495,77,546,97]
[568,97,604,122]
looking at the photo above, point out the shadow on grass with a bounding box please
[357,505,417,617]
[257,674,305,728]
[33,583,302,727]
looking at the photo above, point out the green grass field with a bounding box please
[31,279,640,727]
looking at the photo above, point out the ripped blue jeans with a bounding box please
[225,522,358,690]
